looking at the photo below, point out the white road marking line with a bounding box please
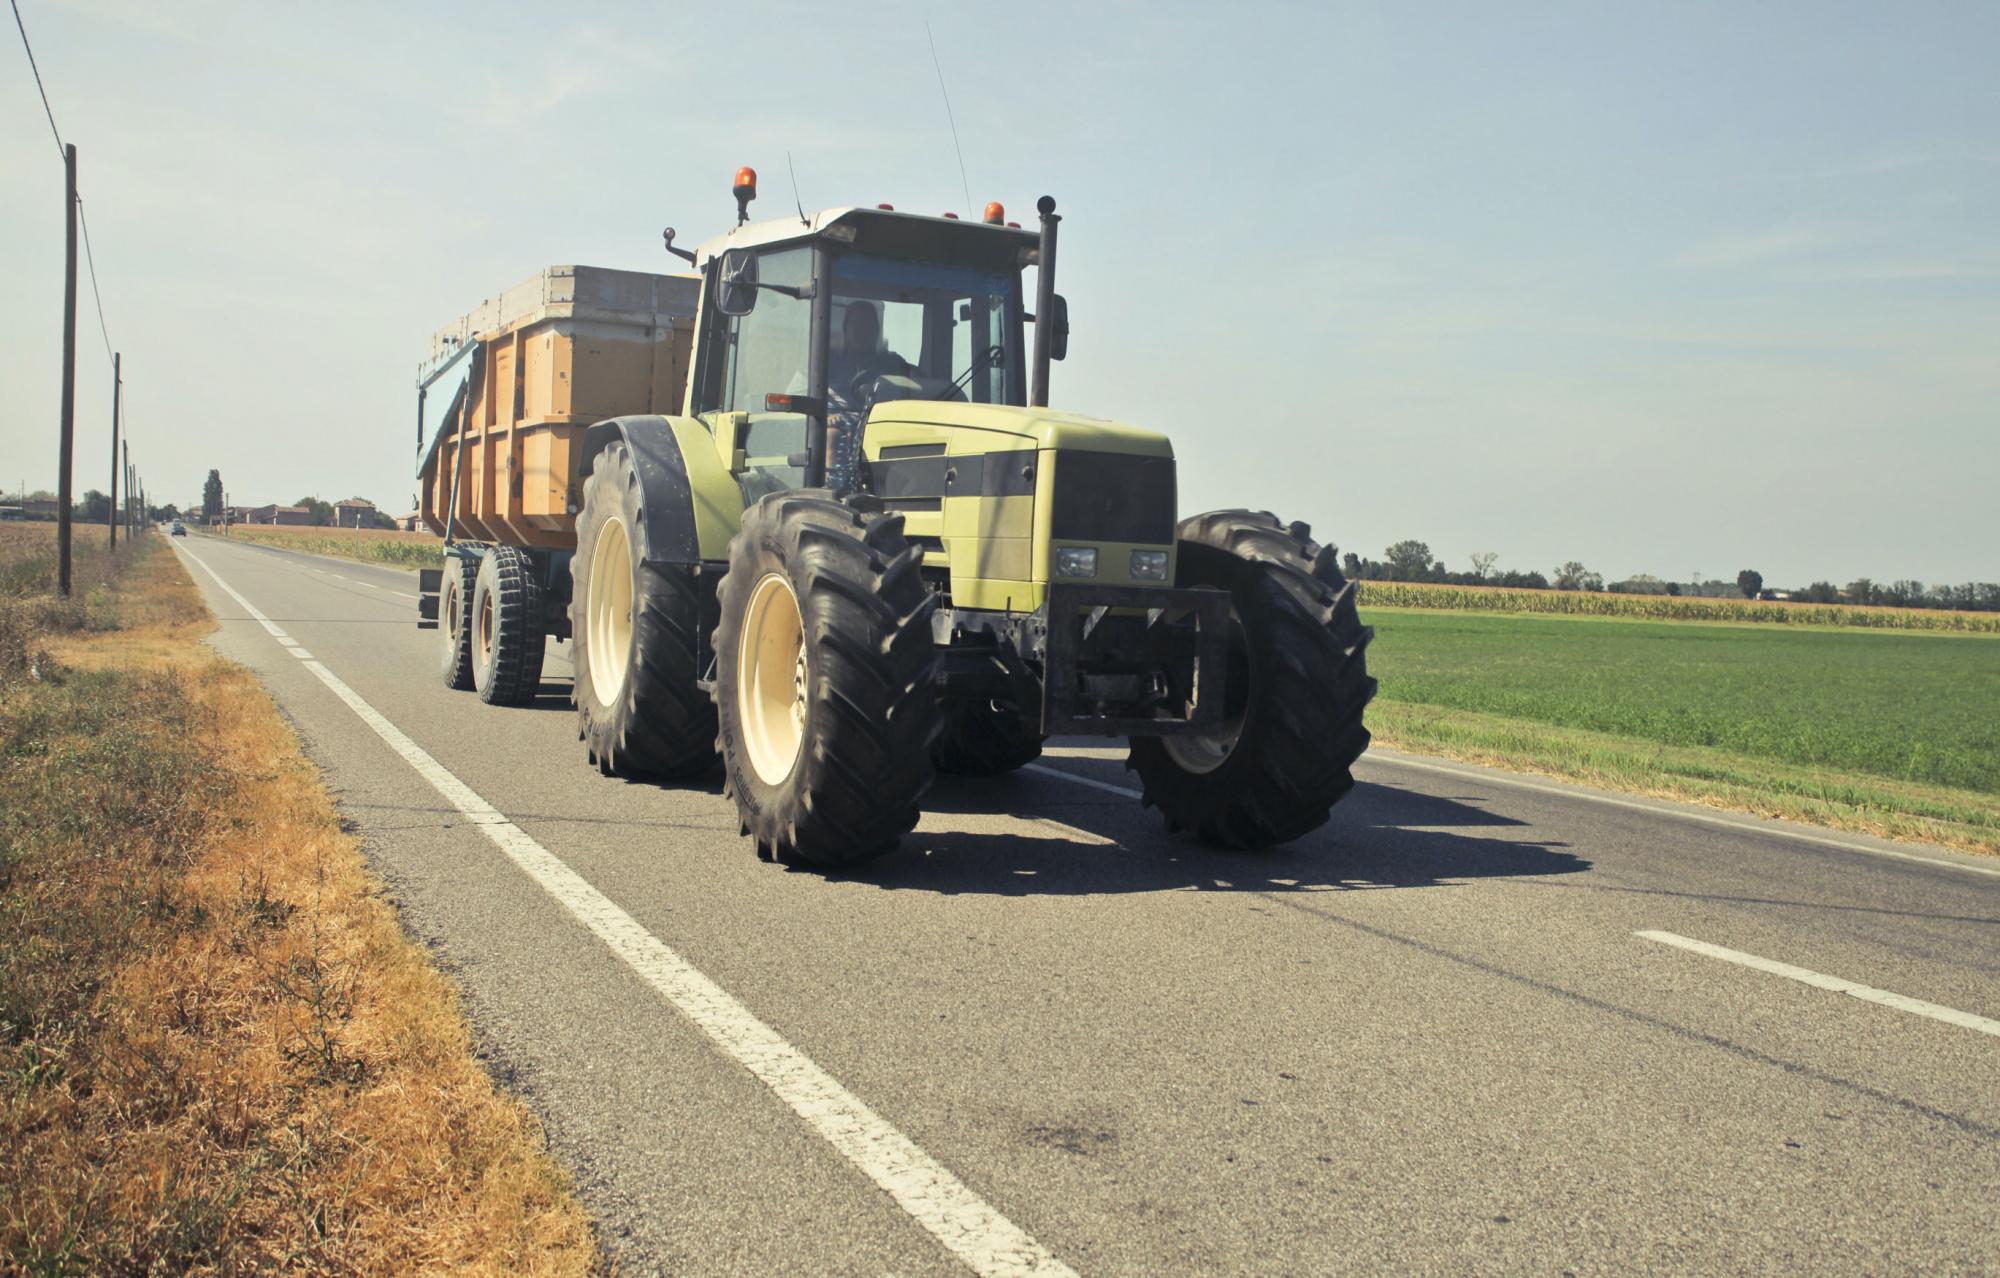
[1370,752,2000,880]
[1024,763,1141,799]
[174,543,1074,1278]
[1637,930,2000,1038]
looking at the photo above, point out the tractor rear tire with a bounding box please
[1127,510,1375,848]
[714,491,939,868]
[472,545,547,706]
[571,440,717,778]
[932,700,1044,776]
[438,550,479,691]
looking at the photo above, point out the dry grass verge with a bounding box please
[1,534,598,1275]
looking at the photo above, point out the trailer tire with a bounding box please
[1127,510,1375,848]
[438,551,480,691]
[572,440,717,778]
[471,545,547,706]
[932,700,1044,776]
[714,491,939,868]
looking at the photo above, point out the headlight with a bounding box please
[1055,547,1098,578]
[1129,550,1169,581]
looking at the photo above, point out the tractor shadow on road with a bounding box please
[844,773,1589,897]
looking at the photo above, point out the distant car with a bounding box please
[170,521,186,536]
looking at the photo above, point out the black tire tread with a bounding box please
[1127,509,1376,847]
[932,700,1044,775]
[439,551,479,691]
[474,545,547,706]
[714,490,940,868]
[571,440,717,778]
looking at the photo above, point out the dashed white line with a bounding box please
[173,542,1075,1278]
[1024,763,1141,799]
[1637,930,2000,1038]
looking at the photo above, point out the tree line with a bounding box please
[1334,540,2000,613]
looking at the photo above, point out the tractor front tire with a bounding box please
[471,545,547,706]
[932,699,1044,776]
[571,440,717,778]
[1128,510,1376,847]
[438,550,479,690]
[714,491,939,868]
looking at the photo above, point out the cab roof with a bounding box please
[693,206,1038,274]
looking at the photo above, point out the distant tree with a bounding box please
[149,502,180,522]
[1800,581,1839,604]
[1666,582,1681,596]
[1845,578,1876,606]
[1553,561,1601,591]
[202,470,224,522]
[1609,574,1670,596]
[368,510,399,530]
[1469,552,1498,581]
[1384,540,1433,580]
[78,489,110,521]
[1737,569,1763,599]
[294,496,334,526]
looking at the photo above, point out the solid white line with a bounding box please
[1024,763,1141,799]
[173,543,1073,1278]
[1637,930,2000,1038]
[1368,752,2000,880]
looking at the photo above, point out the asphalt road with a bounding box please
[172,534,2000,1276]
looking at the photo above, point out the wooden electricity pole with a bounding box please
[57,143,77,595]
[108,351,120,548]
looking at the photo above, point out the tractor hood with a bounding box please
[864,400,1173,458]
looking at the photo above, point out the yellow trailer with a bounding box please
[415,265,698,548]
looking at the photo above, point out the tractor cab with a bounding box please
[667,174,1062,497]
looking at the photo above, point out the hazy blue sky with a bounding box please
[4,0,1995,584]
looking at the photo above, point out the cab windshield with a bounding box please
[828,254,1021,409]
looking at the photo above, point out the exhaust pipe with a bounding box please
[1030,195,1060,408]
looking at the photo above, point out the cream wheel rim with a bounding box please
[738,571,806,786]
[587,516,635,702]
[1164,607,1246,775]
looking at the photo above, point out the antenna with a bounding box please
[787,150,808,225]
[924,21,975,218]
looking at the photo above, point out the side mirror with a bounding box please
[1048,292,1069,361]
[716,248,759,317]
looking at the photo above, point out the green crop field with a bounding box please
[1360,607,2000,853]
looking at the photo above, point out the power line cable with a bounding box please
[12,0,116,365]
[9,0,63,157]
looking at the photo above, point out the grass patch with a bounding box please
[1359,579,2000,633]
[1,535,598,1274]
[214,525,445,571]
[1364,608,2000,855]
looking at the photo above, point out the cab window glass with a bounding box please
[719,247,812,413]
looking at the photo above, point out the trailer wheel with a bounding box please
[932,700,1044,775]
[1127,511,1375,848]
[471,545,547,706]
[714,491,939,867]
[438,551,480,691]
[571,440,717,777]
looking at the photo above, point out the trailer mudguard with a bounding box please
[580,415,742,564]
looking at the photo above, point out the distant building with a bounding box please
[334,497,377,528]
[395,510,422,532]
[247,504,312,526]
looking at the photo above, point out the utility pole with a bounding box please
[108,352,121,548]
[57,144,78,595]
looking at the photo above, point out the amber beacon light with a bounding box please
[983,201,1005,225]
[733,166,757,224]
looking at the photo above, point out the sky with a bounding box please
[3,0,1996,586]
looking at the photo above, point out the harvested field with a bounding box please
[216,524,444,570]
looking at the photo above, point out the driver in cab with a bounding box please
[831,302,911,401]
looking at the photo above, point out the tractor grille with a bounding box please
[1048,451,1177,544]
